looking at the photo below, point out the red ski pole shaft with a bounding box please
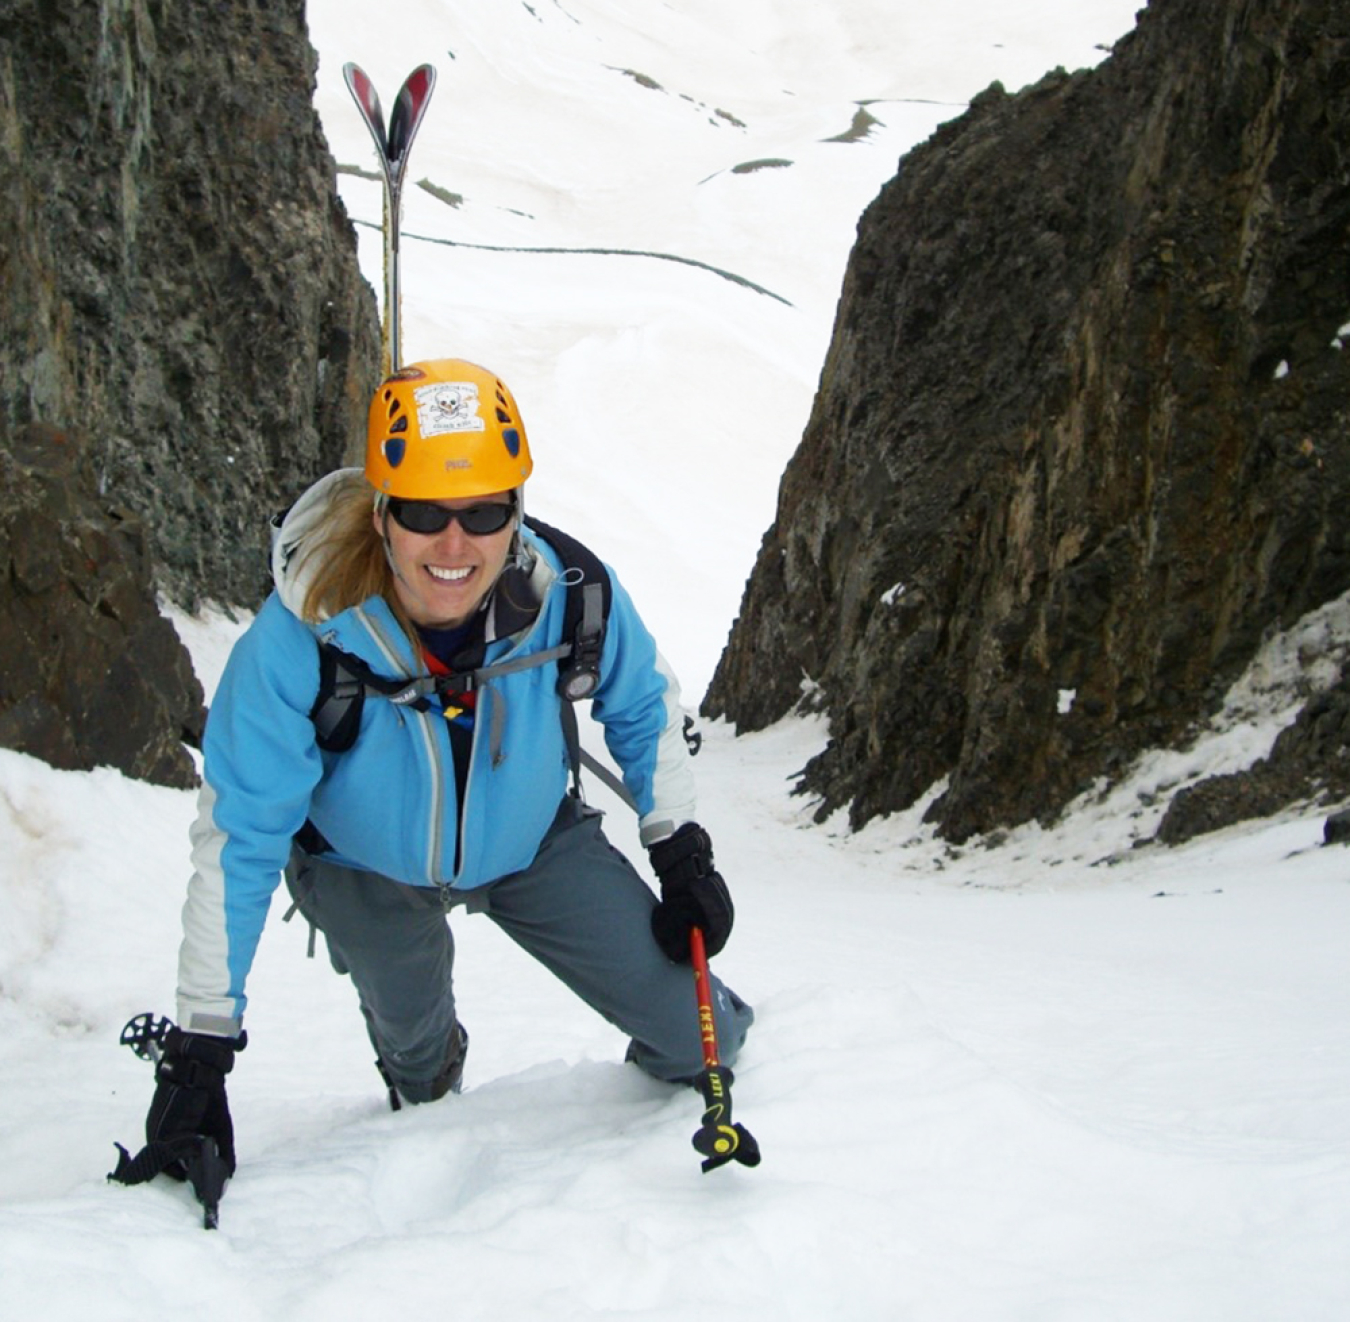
[687,926,762,1171]
[689,925,720,1069]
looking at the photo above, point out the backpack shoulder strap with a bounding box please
[523,515,610,702]
[523,518,637,810]
[310,640,434,752]
[310,642,369,753]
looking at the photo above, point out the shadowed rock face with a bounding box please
[0,425,204,787]
[704,0,1350,841]
[0,0,379,610]
[0,1,380,784]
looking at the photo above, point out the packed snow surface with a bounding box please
[4,3,1348,1319]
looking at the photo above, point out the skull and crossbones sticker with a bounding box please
[414,381,487,437]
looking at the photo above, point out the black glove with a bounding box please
[145,1027,246,1178]
[648,823,734,962]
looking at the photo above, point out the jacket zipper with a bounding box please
[354,605,447,888]
[356,556,563,893]
[452,585,560,886]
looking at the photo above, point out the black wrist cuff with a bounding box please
[649,823,714,883]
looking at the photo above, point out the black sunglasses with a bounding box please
[387,497,516,537]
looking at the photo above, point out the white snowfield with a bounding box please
[3,3,1348,1319]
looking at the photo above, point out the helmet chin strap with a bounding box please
[507,487,532,573]
[374,493,412,589]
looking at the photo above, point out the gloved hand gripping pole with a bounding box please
[108,1013,230,1230]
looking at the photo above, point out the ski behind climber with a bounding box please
[115,357,753,1196]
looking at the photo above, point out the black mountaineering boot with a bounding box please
[430,1023,469,1101]
[374,1055,403,1112]
[375,1022,468,1110]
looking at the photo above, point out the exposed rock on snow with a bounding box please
[706,0,1350,843]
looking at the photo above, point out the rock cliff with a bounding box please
[704,0,1350,841]
[0,0,380,784]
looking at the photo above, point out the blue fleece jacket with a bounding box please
[175,479,695,1036]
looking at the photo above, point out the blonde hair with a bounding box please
[296,476,415,637]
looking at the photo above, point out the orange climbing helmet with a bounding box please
[365,358,534,499]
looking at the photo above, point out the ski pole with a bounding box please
[689,926,761,1173]
[343,62,437,373]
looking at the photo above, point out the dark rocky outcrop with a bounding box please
[0,0,379,784]
[1156,668,1350,844]
[0,0,379,609]
[704,0,1350,842]
[0,424,203,787]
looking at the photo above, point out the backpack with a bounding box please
[306,516,643,808]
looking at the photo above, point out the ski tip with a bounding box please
[397,64,438,116]
[386,65,438,171]
[343,63,389,158]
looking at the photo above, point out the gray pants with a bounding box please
[284,798,753,1102]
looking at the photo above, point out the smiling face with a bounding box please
[376,492,517,629]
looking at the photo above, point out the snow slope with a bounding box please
[3,3,1349,1319]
